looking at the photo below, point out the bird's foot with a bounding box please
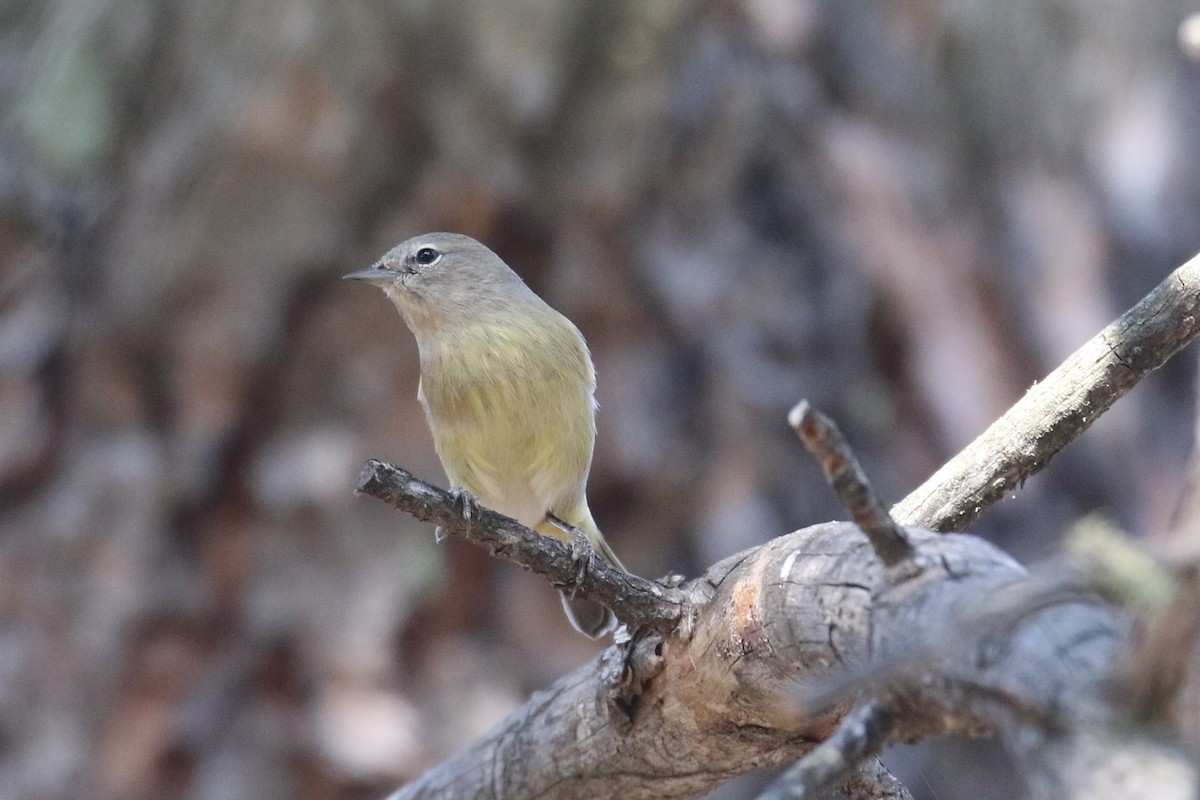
[569,528,597,592]
[544,515,597,593]
[447,486,479,519]
[435,486,479,542]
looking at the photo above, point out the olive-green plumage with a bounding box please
[345,232,622,636]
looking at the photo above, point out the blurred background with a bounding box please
[3,1,1200,798]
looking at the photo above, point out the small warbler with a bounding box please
[345,232,623,637]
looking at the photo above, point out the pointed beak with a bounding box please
[343,263,395,284]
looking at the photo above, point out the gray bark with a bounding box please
[384,524,1142,799]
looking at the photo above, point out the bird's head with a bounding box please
[345,232,539,332]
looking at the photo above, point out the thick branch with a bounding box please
[893,254,1200,531]
[385,524,1126,799]
[354,459,688,633]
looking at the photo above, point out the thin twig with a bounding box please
[790,401,913,566]
[755,701,899,800]
[893,254,1200,532]
[354,459,689,633]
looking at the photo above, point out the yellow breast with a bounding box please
[416,312,596,528]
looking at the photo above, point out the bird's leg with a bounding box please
[546,514,595,595]
[435,486,479,542]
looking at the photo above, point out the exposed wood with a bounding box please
[382,522,1130,799]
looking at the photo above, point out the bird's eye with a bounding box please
[415,247,440,266]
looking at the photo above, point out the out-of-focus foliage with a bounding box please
[2,1,1199,798]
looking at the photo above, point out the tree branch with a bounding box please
[382,524,1127,799]
[354,459,689,634]
[893,254,1200,531]
[831,758,913,800]
[789,401,913,567]
[755,701,899,800]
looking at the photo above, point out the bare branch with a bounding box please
[381,524,1130,799]
[789,401,913,566]
[354,459,689,633]
[755,701,899,800]
[893,254,1200,531]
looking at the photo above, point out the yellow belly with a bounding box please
[417,318,596,531]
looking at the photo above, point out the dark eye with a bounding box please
[415,247,440,265]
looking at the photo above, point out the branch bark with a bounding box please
[755,701,900,800]
[790,401,913,566]
[892,254,1200,531]
[382,524,1124,800]
[354,460,690,634]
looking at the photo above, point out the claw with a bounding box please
[435,487,479,543]
[572,532,594,588]
[447,486,479,519]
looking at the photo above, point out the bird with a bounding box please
[344,232,623,636]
